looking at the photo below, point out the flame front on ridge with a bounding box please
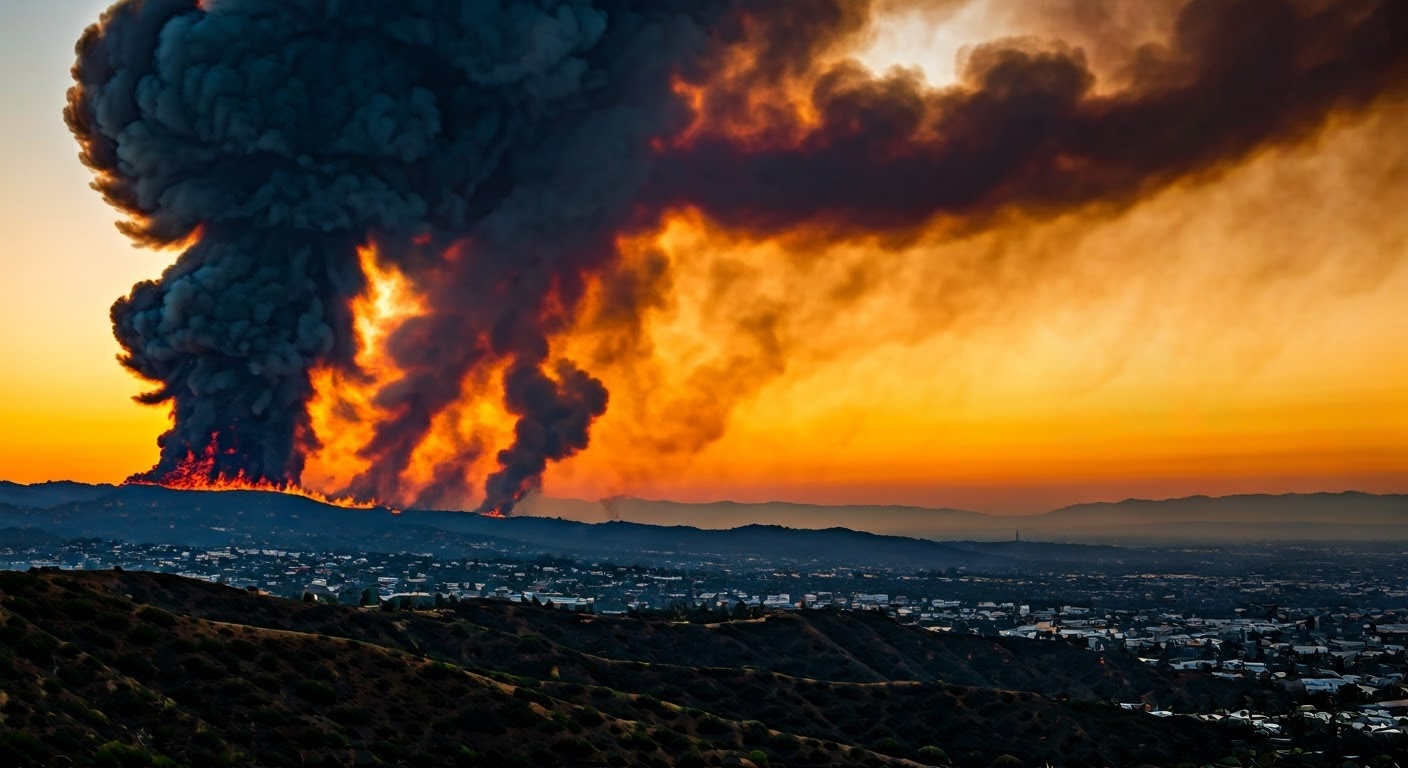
[126,437,384,510]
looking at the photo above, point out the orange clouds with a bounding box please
[543,92,1408,512]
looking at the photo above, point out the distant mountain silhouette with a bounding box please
[1046,491,1408,524]
[518,494,993,536]
[0,479,117,508]
[520,490,1408,543]
[1033,492,1408,543]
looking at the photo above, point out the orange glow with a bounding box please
[129,438,384,510]
[4,10,1407,516]
[394,374,519,507]
[302,244,424,502]
[544,102,1408,512]
[301,244,420,495]
[664,77,717,151]
[668,40,824,152]
[150,223,205,254]
[301,242,519,510]
[6,112,1407,513]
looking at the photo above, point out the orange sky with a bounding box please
[1,2,1405,514]
[543,108,1408,512]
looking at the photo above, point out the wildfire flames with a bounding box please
[127,242,464,514]
[125,440,385,511]
[125,240,540,514]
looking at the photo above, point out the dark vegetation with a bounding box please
[0,570,1390,767]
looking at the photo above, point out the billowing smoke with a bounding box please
[68,0,1408,514]
[656,0,1408,234]
[67,0,721,512]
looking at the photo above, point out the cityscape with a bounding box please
[7,533,1407,743]
[4,0,1408,765]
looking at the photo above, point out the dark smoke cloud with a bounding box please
[68,0,1408,513]
[655,0,1408,235]
[68,0,722,512]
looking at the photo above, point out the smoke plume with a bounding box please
[68,0,1408,513]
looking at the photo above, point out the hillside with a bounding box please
[0,480,116,508]
[3,482,1405,558]
[103,568,1254,709]
[0,484,1012,570]
[0,569,1277,767]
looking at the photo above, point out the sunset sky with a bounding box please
[2,1,1405,514]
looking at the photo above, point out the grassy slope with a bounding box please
[0,570,1256,767]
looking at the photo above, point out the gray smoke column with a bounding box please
[68,0,1408,513]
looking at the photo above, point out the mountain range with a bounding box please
[515,490,1408,544]
[0,481,1405,573]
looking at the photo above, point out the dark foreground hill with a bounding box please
[0,570,1311,768]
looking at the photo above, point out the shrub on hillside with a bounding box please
[329,705,373,726]
[95,609,131,631]
[918,745,950,765]
[227,638,259,660]
[873,737,907,758]
[292,679,337,705]
[137,606,177,627]
[0,571,44,593]
[59,598,98,621]
[92,740,178,768]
